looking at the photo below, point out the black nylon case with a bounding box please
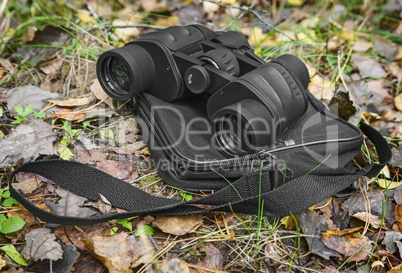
[135,90,364,192]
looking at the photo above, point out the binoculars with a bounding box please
[96,25,310,157]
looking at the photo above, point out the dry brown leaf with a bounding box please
[96,160,137,181]
[39,57,64,74]
[308,74,334,101]
[264,242,282,265]
[393,204,402,231]
[352,212,382,229]
[6,204,42,226]
[13,178,42,194]
[46,97,91,107]
[0,255,6,270]
[91,80,114,108]
[54,109,85,121]
[395,93,402,111]
[82,233,133,273]
[160,258,190,273]
[21,228,63,261]
[197,243,223,270]
[321,232,373,262]
[75,148,108,163]
[154,214,203,236]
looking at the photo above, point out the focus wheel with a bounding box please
[199,48,240,77]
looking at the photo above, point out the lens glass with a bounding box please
[109,57,131,91]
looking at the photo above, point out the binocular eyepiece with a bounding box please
[96,25,310,157]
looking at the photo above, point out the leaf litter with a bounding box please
[1,0,402,272]
[0,119,57,168]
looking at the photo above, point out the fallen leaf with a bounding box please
[0,245,28,266]
[45,188,95,219]
[203,1,220,19]
[76,9,97,23]
[91,80,114,108]
[6,204,38,227]
[343,191,397,228]
[82,232,133,273]
[353,55,387,79]
[70,250,104,273]
[53,109,86,121]
[87,0,113,16]
[377,179,402,190]
[160,258,190,273]
[54,223,110,251]
[352,212,382,229]
[247,27,277,47]
[96,160,137,181]
[16,25,72,66]
[374,41,399,62]
[196,243,223,270]
[46,97,91,107]
[0,255,5,270]
[112,19,141,41]
[352,40,373,52]
[13,178,42,194]
[7,85,61,114]
[308,74,334,102]
[395,93,402,111]
[297,209,341,260]
[21,228,63,261]
[75,149,107,164]
[1,216,25,234]
[321,232,373,262]
[39,57,64,74]
[0,119,57,168]
[264,242,282,266]
[393,204,402,231]
[139,0,168,13]
[382,231,402,254]
[153,214,203,236]
[30,243,80,273]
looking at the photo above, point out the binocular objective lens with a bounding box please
[108,57,132,92]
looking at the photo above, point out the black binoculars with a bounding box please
[96,25,310,157]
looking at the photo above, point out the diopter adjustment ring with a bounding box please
[199,48,240,77]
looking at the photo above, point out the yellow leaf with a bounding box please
[280,216,296,230]
[377,179,402,190]
[340,30,355,41]
[287,0,303,6]
[220,0,237,5]
[76,9,97,24]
